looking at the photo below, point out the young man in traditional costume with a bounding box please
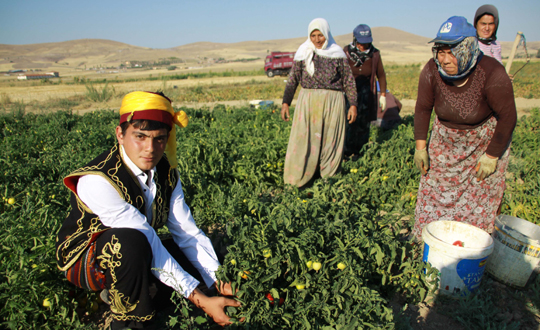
[56,91,239,329]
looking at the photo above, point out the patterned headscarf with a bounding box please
[432,37,483,82]
[347,41,374,67]
[119,91,188,168]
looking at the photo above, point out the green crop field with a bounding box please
[1,106,539,329]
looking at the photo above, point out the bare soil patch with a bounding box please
[0,75,269,105]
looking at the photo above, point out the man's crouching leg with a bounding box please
[95,228,154,328]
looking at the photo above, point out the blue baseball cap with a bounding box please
[353,24,373,44]
[429,16,476,44]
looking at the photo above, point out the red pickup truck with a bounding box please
[264,51,295,77]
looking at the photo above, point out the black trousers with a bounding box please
[94,228,205,325]
[345,80,372,156]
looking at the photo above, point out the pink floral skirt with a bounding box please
[413,116,510,240]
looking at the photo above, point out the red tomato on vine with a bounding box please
[265,293,284,306]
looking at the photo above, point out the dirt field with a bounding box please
[0,74,268,104]
[2,73,539,118]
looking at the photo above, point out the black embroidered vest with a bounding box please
[55,145,178,271]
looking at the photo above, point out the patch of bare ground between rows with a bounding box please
[396,277,540,330]
[390,297,465,330]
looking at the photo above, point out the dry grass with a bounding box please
[0,75,271,106]
[1,61,539,116]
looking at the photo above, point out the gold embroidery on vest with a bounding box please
[118,148,145,211]
[57,195,108,271]
[135,195,144,212]
[108,155,131,204]
[71,145,117,174]
[152,170,165,228]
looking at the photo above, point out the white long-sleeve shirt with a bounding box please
[77,146,220,297]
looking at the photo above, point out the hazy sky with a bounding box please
[1,0,538,48]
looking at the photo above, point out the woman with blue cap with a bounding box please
[343,24,387,155]
[412,16,517,240]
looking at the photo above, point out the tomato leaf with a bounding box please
[352,247,364,259]
[302,314,312,330]
[194,316,207,324]
[270,288,279,300]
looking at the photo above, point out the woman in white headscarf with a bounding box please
[281,18,358,187]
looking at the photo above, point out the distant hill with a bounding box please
[1,28,537,72]
[170,27,436,62]
[0,39,181,70]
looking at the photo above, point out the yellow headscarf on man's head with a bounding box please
[119,91,188,168]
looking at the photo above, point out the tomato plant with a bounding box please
[1,106,538,329]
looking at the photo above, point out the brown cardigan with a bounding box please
[344,46,387,121]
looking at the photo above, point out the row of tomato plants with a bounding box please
[0,106,538,329]
[174,110,435,328]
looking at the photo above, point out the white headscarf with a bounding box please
[294,18,347,76]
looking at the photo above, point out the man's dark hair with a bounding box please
[153,90,170,102]
[120,119,171,136]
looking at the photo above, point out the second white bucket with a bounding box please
[485,215,540,288]
[422,220,494,297]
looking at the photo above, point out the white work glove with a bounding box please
[379,95,387,112]
[475,153,498,181]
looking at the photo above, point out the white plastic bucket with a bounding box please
[485,215,540,288]
[422,221,494,297]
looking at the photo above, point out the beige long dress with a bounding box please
[283,88,346,187]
